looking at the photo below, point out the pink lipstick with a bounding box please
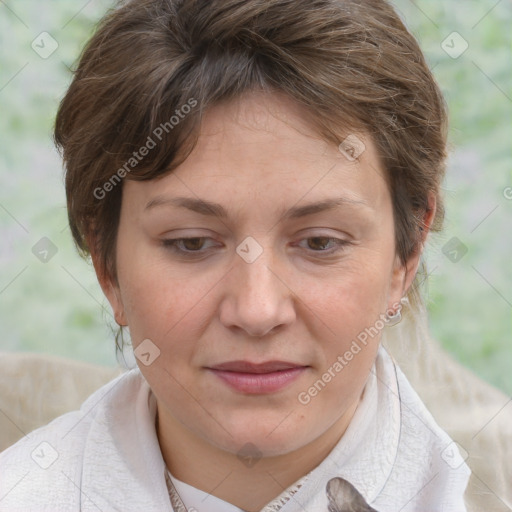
[206,360,308,394]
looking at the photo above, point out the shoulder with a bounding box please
[0,369,143,511]
[378,350,471,511]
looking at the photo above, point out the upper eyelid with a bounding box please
[160,227,350,239]
[162,235,350,251]
[162,237,218,247]
[294,237,350,251]
[162,234,348,243]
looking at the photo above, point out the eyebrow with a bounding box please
[143,195,371,220]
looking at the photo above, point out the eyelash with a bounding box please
[161,236,350,257]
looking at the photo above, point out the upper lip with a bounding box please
[207,360,307,374]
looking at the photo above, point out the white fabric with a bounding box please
[0,346,470,511]
[168,471,245,511]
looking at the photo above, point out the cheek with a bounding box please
[294,269,387,415]
[117,249,224,355]
[301,254,391,333]
[295,251,392,379]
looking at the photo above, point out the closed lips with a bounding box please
[207,361,308,373]
[206,361,309,394]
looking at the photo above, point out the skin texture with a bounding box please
[96,90,433,511]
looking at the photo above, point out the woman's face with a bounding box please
[103,91,417,458]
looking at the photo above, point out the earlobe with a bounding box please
[89,244,128,327]
[389,193,437,304]
[107,280,127,326]
[103,278,128,327]
[113,299,128,327]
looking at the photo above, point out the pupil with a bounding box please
[185,238,203,250]
[309,237,329,250]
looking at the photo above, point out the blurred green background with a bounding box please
[0,1,511,393]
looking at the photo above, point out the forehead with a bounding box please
[123,91,390,218]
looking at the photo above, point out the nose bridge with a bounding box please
[237,240,280,310]
[221,237,295,336]
[240,250,276,302]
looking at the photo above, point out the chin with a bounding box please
[205,411,312,458]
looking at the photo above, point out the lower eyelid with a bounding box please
[161,237,350,254]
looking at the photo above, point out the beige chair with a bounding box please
[1,326,511,511]
[381,314,512,512]
[0,352,122,451]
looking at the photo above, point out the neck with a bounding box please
[156,400,359,512]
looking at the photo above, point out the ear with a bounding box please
[388,193,436,307]
[89,243,128,327]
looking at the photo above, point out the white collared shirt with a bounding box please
[0,346,470,511]
[168,471,246,511]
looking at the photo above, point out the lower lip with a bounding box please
[207,367,307,394]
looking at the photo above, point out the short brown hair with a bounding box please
[55,0,447,302]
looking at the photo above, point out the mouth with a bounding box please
[205,360,309,394]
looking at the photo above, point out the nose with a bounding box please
[218,246,296,337]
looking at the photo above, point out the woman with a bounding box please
[0,0,471,510]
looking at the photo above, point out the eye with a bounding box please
[161,237,217,254]
[161,236,349,258]
[297,236,349,254]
